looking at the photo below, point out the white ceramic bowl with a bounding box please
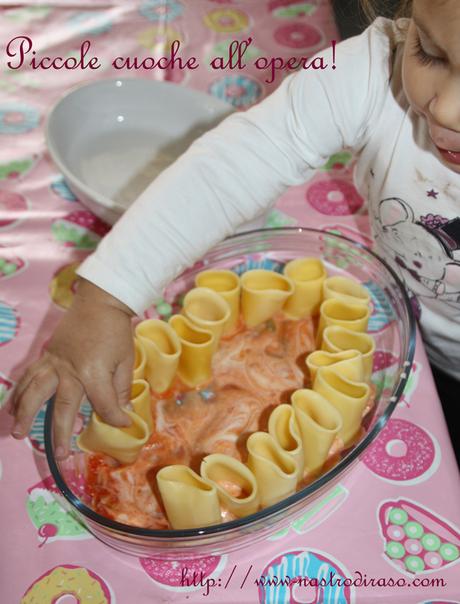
[46,78,237,225]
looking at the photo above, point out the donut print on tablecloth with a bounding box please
[49,261,81,310]
[0,104,40,134]
[378,498,460,575]
[209,74,263,109]
[362,419,440,485]
[0,300,19,347]
[137,24,184,52]
[258,548,354,603]
[0,190,29,230]
[306,178,364,215]
[205,38,263,72]
[26,474,90,545]
[203,8,250,33]
[139,0,184,22]
[52,210,111,249]
[0,372,15,409]
[140,555,227,592]
[274,22,324,51]
[21,565,114,604]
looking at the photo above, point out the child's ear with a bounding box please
[378,197,414,227]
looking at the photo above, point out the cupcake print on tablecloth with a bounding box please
[0,246,27,280]
[140,555,227,592]
[306,178,364,216]
[378,498,460,575]
[0,300,19,347]
[209,74,263,109]
[52,210,111,249]
[258,548,354,603]
[0,104,40,134]
[0,190,29,230]
[26,474,91,545]
[0,156,37,181]
[28,398,92,455]
[50,175,78,201]
[21,565,114,604]
[362,419,440,485]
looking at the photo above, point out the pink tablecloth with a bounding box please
[1,2,459,603]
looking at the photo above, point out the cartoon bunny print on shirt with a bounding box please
[375,197,460,307]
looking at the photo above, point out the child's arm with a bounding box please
[11,20,393,456]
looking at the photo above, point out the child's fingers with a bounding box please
[11,360,49,413]
[11,367,58,438]
[84,378,132,428]
[113,357,134,408]
[53,375,84,459]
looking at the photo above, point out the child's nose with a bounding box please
[429,78,460,134]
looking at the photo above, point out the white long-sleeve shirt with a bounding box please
[78,18,460,380]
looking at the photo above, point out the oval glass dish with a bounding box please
[44,227,416,558]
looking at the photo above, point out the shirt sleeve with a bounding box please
[77,18,395,315]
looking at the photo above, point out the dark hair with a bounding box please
[360,0,412,21]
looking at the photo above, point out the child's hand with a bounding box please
[10,279,135,459]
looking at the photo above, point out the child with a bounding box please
[10,0,460,461]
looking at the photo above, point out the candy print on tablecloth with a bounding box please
[21,565,114,604]
[0,373,15,409]
[0,246,27,280]
[67,11,113,36]
[51,175,78,201]
[139,0,184,22]
[209,74,263,108]
[269,483,349,540]
[203,8,250,33]
[28,398,92,455]
[273,22,324,51]
[49,261,81,310]
[0,300,19,347]
[306,178,364,215]
[52,210,111,249]
[140,555,227,592]
[0,156,36,181]
[258,548,354,604]
[362,419,440,485]
[269,0,318,18]
[0,105,40,134]
[26,475,90,545]
[0,190,29,230]
[378,498,460,575]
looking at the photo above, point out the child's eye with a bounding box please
[413,37,446,68]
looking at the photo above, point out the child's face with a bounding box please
[402,0,460,173]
